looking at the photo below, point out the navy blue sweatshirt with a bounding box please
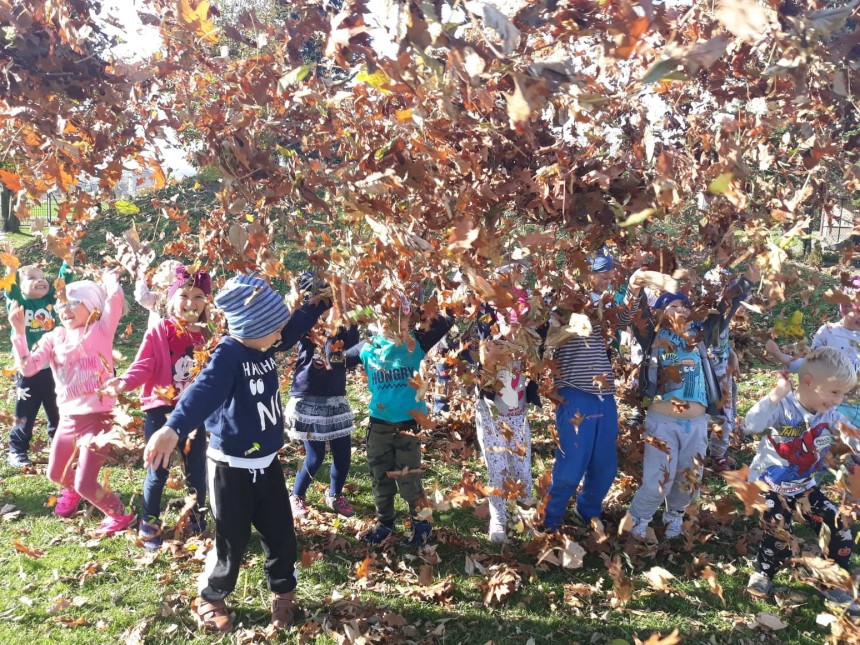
[167,300,329,459]
[289,325,360,397]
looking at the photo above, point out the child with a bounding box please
[345,298,454,545]
[144,274,329,633]
[543,251,641,532]
[9,271,135,536]
[627,290,719,540]
[4,261,73,467]
[134,259,183,328]
[701,267,758,471]
[767,278,860,427]
[107,266,211,550]
[744,348,858,612]
[287,272,360,518]
[470,296,536,542]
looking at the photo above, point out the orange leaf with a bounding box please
[13,539,45,558]
[0,252,20,270]
[0,169,22,192]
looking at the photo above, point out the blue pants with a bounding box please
[142,406,207,523]
[9,369,59,457]
[292,435,352,498]
[544,387,618,528]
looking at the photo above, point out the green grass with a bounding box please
[0,189,852,643]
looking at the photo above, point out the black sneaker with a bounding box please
[361,522,394,545]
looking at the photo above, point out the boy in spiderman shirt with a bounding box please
[744,347,859,612]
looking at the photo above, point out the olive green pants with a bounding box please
[367,422,424,524]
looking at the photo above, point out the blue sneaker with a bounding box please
[138,519,163,551]
[406,520,432,546]
[361,522,394,545]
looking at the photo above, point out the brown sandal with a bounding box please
[271,592,297,628]
[193,597,233,633]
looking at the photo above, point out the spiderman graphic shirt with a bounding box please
[746,391,851,496]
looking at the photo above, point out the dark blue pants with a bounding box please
[544,387,618,528]
[9,369,59,457]
[292,435,352,498]
[142,406,207,523]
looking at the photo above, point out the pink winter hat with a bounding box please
[65,280,107,313]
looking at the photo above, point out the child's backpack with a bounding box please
[637,330,722,416]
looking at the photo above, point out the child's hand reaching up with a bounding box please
[144,426,179,470]
[103,377,127,397]
[7,302,25,337]
[769,372,793,404]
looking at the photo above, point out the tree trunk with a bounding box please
[1,187,21,233]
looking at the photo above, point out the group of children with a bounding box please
[5,244,860,630]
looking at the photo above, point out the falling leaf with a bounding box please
[13,540,45,558]
[643,566,675,591]
[700,566,725,604]
[176,0,218,43]
[716,0,776,43]
[708,172,733,194]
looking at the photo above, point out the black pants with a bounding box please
[9,369,59,457]
[755,487,853,578]
[199,458,297,601]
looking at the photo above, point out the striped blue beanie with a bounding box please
[214,274,290,340]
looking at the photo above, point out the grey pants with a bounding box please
[629,409,708,522]
[708,367,737,457]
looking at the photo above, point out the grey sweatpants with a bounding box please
[629,409,708,522]
[708,365,737,458]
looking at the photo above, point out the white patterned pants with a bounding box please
[475,398,532,527]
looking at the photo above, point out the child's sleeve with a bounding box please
[342,325,361,350]
[277,299,331,350]
[744,395,783,436]
[100,272,125,334]
[629,289,655,348]
[119,325,160,391]
[12,332,54,376]
[134,277,158,312]
[416,310,455,353]
[344,340,367,369]
[167,343,236,438]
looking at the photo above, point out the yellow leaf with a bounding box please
[0,252,20,270]
[619,208,656,228]
[356,68,391,93]
[176,0,218,43]
[708,172,733,194]
[395,108,413,122]
[0,169,22,192]
[0,273,16,291]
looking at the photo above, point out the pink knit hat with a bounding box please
[65,280,107,314]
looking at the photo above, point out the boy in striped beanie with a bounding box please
[144,273,330,634]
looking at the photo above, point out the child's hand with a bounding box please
[727,349,740,377]
[764,338,791,366]
[7,302,25,336]
[100,268,121,290]
[103,377,126,396]
[771,372,793,401]
[745,262,762,285]
[143,426,179,470]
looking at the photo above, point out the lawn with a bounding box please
[0,202,853,644]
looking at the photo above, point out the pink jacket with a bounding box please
[13,276,124,416]
[119,318,201,410]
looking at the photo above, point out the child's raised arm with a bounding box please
[744,373,792,435]
[99,269,125,334]
[415,309,455,353]
[8,302,54,376]
[277,298,331,350]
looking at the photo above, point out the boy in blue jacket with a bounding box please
[144,274,329,634]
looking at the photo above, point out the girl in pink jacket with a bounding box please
[8,270,134,537]
[108,266,211,550]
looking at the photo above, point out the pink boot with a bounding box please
[53,489,82,518]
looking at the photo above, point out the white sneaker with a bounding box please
[663,511,684,539]
[746,571,773,598]
[630,517,649,540]
[488,519,508,543]
[290,495,308,518]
